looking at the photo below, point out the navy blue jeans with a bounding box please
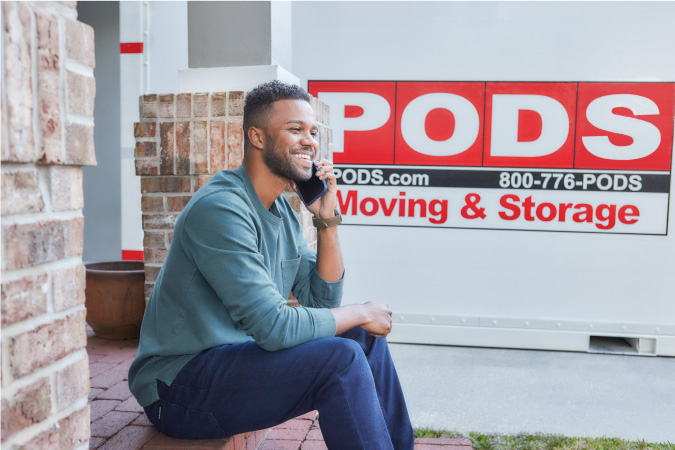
[144,327,414,449]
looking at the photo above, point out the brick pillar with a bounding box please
[134,92,332,303]
[1,2,96,448]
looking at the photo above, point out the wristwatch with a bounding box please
[312,209,342,229]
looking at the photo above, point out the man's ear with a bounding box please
[247,126,265,150]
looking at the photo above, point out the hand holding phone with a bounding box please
[296,162,328,206]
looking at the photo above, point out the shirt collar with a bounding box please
[235,166,282,224]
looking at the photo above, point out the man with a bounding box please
[129,81,414,450]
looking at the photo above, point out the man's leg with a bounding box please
[337,327,415,450]
[143,335,404,449]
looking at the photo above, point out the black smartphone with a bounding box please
[296,162,328,206]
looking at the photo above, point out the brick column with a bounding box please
[1,2,96,448]
[134,92,332,303]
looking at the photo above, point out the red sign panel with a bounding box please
[394,82,484,167]
[483,82,577,169]
[574,83,674,171]
[308,81,396,164]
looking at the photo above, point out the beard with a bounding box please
[262,135,313,182]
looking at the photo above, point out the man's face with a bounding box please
[261,99,319,182]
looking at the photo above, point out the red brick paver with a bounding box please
[259,440,304,450]
[98,380,133,400]
[305,429,323,441]
[86,326,472,449]
[99,425,159,450]
[90,437,107,448]
[91,410,138,438]
[267,428,309,442]
[300,441,328,450]
[90,399,120,422]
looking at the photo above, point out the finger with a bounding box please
[316,162,334,176]
[317,167,334,178]
[318,172,336,183]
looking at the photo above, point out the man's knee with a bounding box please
[317,336,368,374]
[339,326,389,359]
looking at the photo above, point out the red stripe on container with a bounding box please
[122,250,144,261]
[120,42,144,54]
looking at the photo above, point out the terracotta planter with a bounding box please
[85,261,146,339]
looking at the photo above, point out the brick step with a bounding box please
[141,428,270,450]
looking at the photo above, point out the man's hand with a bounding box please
[331,302,393,338]
[359,302,393,338]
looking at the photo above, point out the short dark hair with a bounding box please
[243,80,311,144]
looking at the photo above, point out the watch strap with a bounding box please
[313,209,342,229]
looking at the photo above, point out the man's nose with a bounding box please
[300,132,318,149]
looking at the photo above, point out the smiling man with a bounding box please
[128,81,414,450]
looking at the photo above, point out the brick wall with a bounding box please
[1,2,95,448]
[134,92,332,303]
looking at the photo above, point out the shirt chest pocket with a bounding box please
[280,257,301,300]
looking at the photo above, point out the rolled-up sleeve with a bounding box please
[181,192,337,351]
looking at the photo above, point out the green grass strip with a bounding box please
[413,428,675,450]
